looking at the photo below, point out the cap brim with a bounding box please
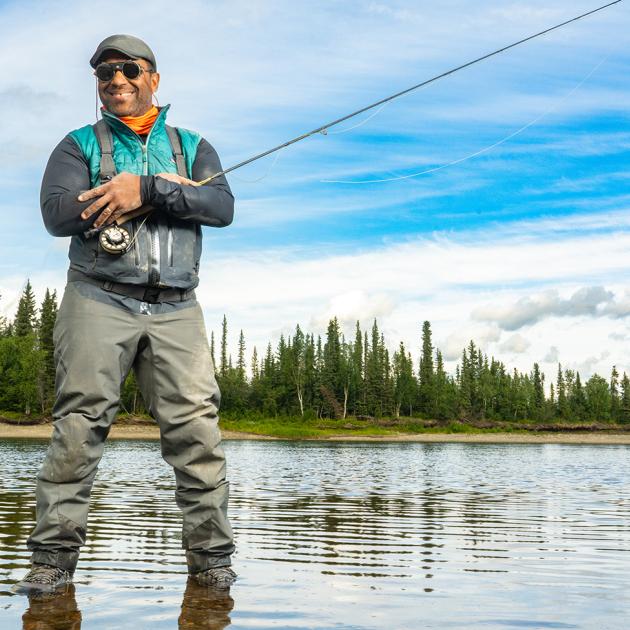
[90,47,141,68]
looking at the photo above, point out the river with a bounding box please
[1,438,629,629]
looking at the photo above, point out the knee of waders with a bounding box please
[39,416,106,483]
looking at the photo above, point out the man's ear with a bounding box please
[151,72,160,93]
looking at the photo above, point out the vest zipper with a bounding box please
[102,110,167,287]
[167,218,173,267]
[141,141,161,286]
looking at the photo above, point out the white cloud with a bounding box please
[543,345,560,363]
[440,324,502,361]
[310,291,395,334]
[499,333,531,354]
[471,285,628,330]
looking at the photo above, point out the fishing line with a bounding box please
[90,1,621,252]
[230,102,388,183]
[229,150,283,183]
[231,101,388,178]
[195,0,621,186]
[327,101,392,135]
[320,55,609,184]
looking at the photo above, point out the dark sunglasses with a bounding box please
[94,61,152,82]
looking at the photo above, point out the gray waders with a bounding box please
[26,283,235,573]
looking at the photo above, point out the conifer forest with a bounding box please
[2,281,629,424]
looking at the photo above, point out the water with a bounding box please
[1,438,629,629]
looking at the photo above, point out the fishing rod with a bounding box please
[98,0,621,253]
[196,0,620,185]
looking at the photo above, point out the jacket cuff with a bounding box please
[140,175,154,206]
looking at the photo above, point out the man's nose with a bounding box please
[110,70,129,86]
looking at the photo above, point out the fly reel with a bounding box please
[99,225,131,254]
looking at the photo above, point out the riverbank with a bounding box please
[2,422,630,444]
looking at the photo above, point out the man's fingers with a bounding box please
[78,184,107,203]
[156,172,183,184]
[156,172,199,186]
[98,207,131,227]
[81,194,112,220]
[93,204,118,228]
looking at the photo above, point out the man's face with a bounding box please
[96,52,160,117]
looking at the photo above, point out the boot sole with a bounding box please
[12,578,73,595]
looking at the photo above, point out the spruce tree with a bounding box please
[237,330,246,383]
[393,342,415,417]
[322,318,343,418]
[620,373,630,424]
[556,363,567,419]
[532,363,545,420]
[210,331,216,369]
[38,288,58,409]
[610,366,620,423]
[418,321,435,416]
[570,372,587,421]
[14,280,37,337]
[220,315,228,377]
[251,346,259,380]
[350,321,364,416]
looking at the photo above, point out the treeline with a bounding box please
[1,281,630,424]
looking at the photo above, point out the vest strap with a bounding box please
[165,125,188,177]
[93,119,116,184]
[92,120,188,181]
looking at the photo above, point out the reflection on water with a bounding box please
[1,439,630,629]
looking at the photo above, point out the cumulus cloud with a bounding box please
[471,286,630,330]
[439,324,502,361]
[499,333,531,354]
[543,345,560,363]
[310,290,395,333]
[601,290,630,318]
[575,351,612,378]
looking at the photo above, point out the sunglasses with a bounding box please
[94,61,152,82]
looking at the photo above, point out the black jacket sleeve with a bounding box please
[40,135,100,237]
[140,138,234,227]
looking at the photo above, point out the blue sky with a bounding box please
[1,0,629,384]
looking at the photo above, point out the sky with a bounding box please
[0,0,629,388]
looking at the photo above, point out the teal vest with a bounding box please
[70,105,200,183]
[67,105,204,289]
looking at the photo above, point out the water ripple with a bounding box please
[1,439,630,628]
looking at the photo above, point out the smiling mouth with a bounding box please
[108,91,136,98]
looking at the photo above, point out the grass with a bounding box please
[218,415,630,440]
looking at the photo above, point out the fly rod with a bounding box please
[97,0,621,252]
[196,0,621,185]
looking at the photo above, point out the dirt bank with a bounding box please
[2,423,630,444]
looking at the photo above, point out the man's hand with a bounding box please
[78,172,142,228]
[156,172,200,187]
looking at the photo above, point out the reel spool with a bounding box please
[99,225,131,254]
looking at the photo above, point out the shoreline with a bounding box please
[2,423,630,444]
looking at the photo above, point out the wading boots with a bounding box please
[13,563,73,594]
[191,566,237,589]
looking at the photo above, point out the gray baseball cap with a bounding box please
[90,34,157,70]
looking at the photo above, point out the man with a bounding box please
[14,34,236,593]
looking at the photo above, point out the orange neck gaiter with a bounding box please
[118,105,159,136]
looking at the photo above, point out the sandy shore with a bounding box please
[1,423,630,444]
